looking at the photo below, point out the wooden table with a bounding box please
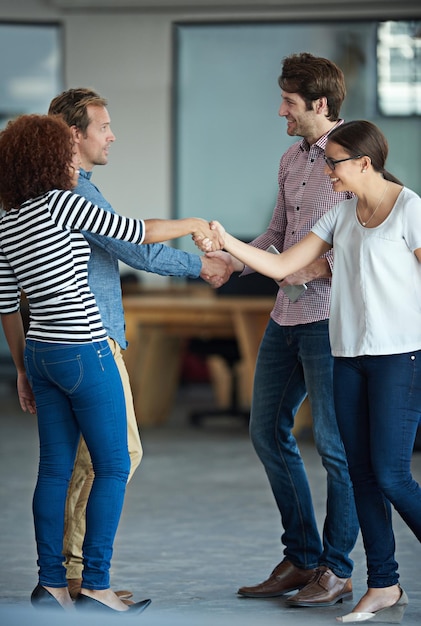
[122,293,275,426]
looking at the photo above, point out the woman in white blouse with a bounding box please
[203,120,421,624]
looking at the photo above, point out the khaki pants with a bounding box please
[63,338,143,580]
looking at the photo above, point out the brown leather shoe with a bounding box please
[286,566,352,607]
[237,560,316,598]
[67,578,133,601]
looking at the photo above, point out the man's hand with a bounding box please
[200,251,235,288]
[279,258,331,286]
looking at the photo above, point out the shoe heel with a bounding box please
[75,593,151,616]
[371,589,408,624]
[338,588,408,624]
[30,584,64,611]
[341,591,354,603]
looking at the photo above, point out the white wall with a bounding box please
[65,14,173,222]
[1,1,420,279]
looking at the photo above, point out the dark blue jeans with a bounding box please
[250,318,358,577]
[24,339,130,590]
[334,353,421,588]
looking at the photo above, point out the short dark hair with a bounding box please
[278,52,346,121]
[48,87,108,134]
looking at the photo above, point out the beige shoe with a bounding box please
[336,588,408,623]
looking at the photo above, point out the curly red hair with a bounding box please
[0,114,75,211]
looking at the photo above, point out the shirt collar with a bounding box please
[299,119,345,153]
[79,167,93,181]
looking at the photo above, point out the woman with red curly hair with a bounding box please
[0,114,219,615]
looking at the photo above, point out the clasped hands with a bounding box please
[193,219,225,252]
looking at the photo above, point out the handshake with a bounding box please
[192,220,226,253]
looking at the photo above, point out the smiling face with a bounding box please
[324,140,364,193]
[73,104,116,171]
[278,90,317,139]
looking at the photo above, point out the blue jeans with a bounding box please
[250,318,359,577]
[334,353,421,588]
[24,339,130,590]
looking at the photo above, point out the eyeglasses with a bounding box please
[323,154,362,170]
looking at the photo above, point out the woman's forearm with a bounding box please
[2,311,37,414]
[1,311,26,373]
[223,231,330,281]
[143,218,222,249]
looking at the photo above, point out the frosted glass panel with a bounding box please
[377,21,421,116]
[0,22,63,128]
[173,21,420,252]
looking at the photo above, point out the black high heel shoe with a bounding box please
[75,593,151,615]
[30,584,65,610]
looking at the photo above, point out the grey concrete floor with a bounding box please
[0,381,420,625]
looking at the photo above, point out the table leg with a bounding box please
[125,326,183,426]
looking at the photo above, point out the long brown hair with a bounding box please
[328,120,403,184]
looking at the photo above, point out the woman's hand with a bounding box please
[192,219,224,252]
[193,219,226,252]
[17,372,37,414]
[210,220,226,244]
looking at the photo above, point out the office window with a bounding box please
[173,20,377,249]
[173,19,421,251]
[377,21,421,116]
[0,22,63,128]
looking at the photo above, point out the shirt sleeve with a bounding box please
[401,189,421,252]
[84,231,202,278]
[241,157,288,277]
[75,176,202,278]
[0,250,21,314]
[311,203,341,245]
[49,190,145,245]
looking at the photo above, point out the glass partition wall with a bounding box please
[0,21,63,129]
[173,20,421,250]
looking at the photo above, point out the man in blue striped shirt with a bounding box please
[49,88,233,601]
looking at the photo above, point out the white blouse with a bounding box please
[312,187,421,357]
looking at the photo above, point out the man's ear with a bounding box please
[70,125,81,144]
[314,96,328,114]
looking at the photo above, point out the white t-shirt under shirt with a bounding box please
[312,187,421,357]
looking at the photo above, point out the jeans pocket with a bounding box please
[41,354,83,394]
[92,341,113,372]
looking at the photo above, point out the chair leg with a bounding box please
[190,359,249,426]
